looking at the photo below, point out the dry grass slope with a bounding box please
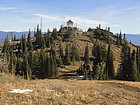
[0,74,140,105]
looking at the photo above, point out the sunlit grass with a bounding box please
[0,74,140,105]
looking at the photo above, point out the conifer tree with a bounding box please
[56,55,63,67]
[52,28,58,40]
[52,46,58,78]
[15,55,21,75]
[84,67,88,80]
[38,28,43,48]
[105,45,115,79]
[94,62,105,80]
[77,64,84,75]
[27,29,33,51]
[18,37,23,55]
[59,43,64,61]
[119,31,122,45]
[83,44,90,79]
[93,63,101,80]
[92,42,107,80]
[22,34,27,54]
[34,27,37,37]
[48,46,58,78]
[23,40,32,80]
[42,38,46,48]
[130,50,139,81]
[84,44,90,65]
[136,46,140,74]
[116,33,120,46]
[65,45,71,65]
[14,34,16,41]
[28,51,33,69]
[47,54,51,77]
[46,29,51,47]
[99,62,106,80]
[35,25,44,48]
[39,48,46,78]
[107,27,110,43]
[26,64,32,80]
[49,52,56,78]
[93,42,106,64]
[3,37,10,62]
[8,46,14,74]
[119,41,131,80]
[137,46,140,80]
[9,45,17,75]
[35,25,39,45]
[71,44,81,61]
[123,33,126,42]
[31,51,40,78]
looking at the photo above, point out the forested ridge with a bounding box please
[1,24,140,81]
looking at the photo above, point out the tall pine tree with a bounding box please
[119,41,131,80]
[65,45,71,65]
[119,31,122,45]
[83,44,91,79]
[105,45,115,79]
[92,42,106,79]
[130,50,139,81]
[27,29,33,51]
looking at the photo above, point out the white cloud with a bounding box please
[111,24,120,27]
[0,7,16,11]
[65,16,105,26]
[33,14,61,22]
[33,13,105,28]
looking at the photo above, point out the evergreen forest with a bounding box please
[1,24,140,82]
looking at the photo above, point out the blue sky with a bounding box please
[0,0,140,34]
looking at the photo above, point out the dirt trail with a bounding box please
[103,82,140,92]
[96,81,140,105]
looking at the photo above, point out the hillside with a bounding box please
[0,25,137,80]
[0,74,140,105]
[0,25,140,105]
[57,27,136,73]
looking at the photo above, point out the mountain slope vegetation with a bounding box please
[0,24,139,81]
